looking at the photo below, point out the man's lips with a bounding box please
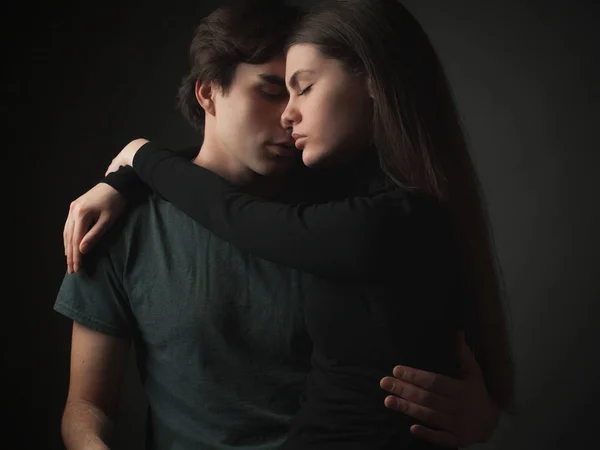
[268,142,298,157]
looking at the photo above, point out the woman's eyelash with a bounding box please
[299,85,313,95]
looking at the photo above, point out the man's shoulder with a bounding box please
[119,193,194,230]
[92,193,201,257]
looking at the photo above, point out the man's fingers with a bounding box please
[409,424,460,448]
[392,365,462,397]
[384,396,450,431]
[380,377,457,414]
[80,215,111,254]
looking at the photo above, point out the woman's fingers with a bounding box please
[80,215,111,255]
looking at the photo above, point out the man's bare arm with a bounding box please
[61,322,130,450]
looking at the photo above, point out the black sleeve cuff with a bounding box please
[101,165,151,202]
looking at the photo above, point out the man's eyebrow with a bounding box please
[288,69,316,88]
[258,74,286,87]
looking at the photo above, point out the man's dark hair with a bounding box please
[178,0,303,132]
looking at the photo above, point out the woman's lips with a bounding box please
[294,137,306,150]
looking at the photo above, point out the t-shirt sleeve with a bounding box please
[102,145,200,202]
[131,143,438,280]
[53,243,134,338]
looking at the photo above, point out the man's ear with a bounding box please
[195,79,217,116]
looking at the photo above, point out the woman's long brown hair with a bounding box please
[289,0,515,411]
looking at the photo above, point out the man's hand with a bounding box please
[104,138,149,176]
[64,184,127,274]
[380,332,499,448]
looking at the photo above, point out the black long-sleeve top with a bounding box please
[103,142,474,449]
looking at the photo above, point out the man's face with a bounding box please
[211,57,299,177]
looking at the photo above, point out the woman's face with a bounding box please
[281,44,373,168]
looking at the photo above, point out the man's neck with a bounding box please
[192,141,285,197]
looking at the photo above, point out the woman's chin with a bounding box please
[302,147,329,168]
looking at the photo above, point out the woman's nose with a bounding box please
[281,102,299,129]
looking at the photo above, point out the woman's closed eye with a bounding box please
[298,84,313,96]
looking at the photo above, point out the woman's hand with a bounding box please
[104,138,149,176]
[63,183,127,274]
[380,331,499,448]
[64,138,150,273]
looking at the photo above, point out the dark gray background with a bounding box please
[10,0,599,449]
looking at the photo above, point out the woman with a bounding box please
[65,0,513,448]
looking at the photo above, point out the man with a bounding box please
[57,1,499,449]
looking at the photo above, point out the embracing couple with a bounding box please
[56,0,514,449]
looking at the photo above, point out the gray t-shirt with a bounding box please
[54,194,312,449]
